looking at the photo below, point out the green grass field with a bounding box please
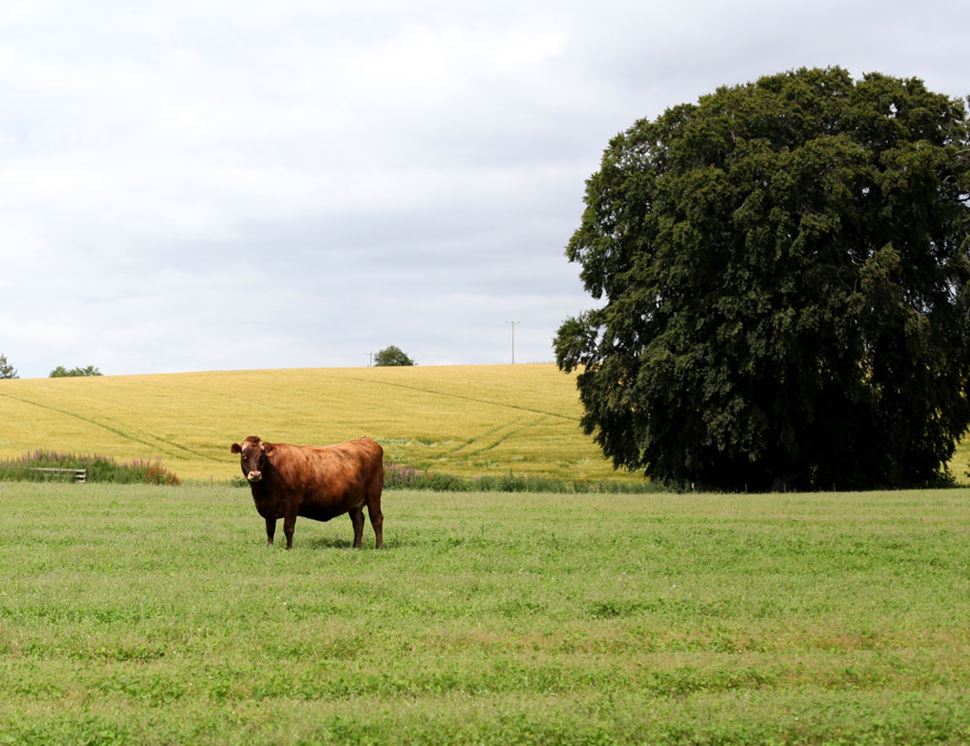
[0,364,642,485]
[1,482,967,744]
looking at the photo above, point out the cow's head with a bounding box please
[230,436,274,483]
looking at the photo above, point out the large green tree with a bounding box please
[556,67,970,491]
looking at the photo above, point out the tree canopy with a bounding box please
[374,346,415,367]
[50,365,102,378]
[555,67,970,491]
[0,353,17,380]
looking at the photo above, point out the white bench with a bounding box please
[27,467,87,483]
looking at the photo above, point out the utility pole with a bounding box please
[505,320,520,364]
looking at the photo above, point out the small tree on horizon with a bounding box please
[374,346,415,367]
[0,353,17,379]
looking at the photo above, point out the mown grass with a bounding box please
[1,483,967,744]
[0,364,641,484]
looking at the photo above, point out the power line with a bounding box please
[505,320,520,364]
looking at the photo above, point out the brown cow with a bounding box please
[230,435,384,549]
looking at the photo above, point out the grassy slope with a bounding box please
[0,364,636,484]
[0,483,968,743]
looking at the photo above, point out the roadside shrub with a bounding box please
[0,450,181,485]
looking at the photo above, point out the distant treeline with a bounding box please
[50,365,102,378]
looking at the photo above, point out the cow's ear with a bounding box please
[263,444,275,457]
[231,443,242,454]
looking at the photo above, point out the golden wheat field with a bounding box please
[0,364,643,483]
[2,363,968,485]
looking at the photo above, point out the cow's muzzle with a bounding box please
[246,470,262,483]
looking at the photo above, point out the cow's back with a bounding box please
[269,437,382,513]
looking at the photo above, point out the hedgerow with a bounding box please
[0,450,180,485]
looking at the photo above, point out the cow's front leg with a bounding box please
[283,512,297,549]
[349,508,365,548]
[265,517,276,546]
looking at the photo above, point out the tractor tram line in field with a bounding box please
[0,390,215,463]
[441,418,525,456]
[0,364,636,482]
[134,431,219,462]
[335,374,578,422]
[459,416,550,459]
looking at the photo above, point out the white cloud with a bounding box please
[0,1,967,376]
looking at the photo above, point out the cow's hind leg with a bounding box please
[283,512,297,550]
[366,489,384,549]
[349,508,365,548]
[265,517,276,546]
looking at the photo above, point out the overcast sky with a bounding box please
[1,1,967,378]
